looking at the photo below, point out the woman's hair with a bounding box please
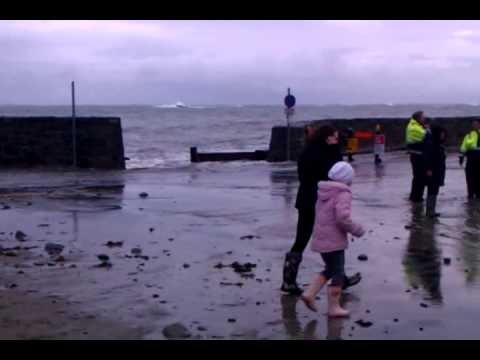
[412,111,424,121]
[310,124,337,146]
[431,125,447,145]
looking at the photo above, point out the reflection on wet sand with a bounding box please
[374,163,386,180]
[403,204,443,303]
[280,295,345,340]
[269,166,297,208]
[460,201,480,285]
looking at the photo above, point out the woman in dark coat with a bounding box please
[281,125,361,295]
[424,126,447,218]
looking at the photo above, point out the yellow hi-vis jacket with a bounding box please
[461,130,480,154]
[406,118,426,153]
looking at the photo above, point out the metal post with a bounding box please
[286,112,290,161]
[284,87,295,162]
[71,81,77,168]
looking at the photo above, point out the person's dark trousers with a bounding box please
[281,207,316,295]
[465,154,480,199]
[426,184,440,218]
[410,153,427,202]
[320,250,345,287]
[290,207,316,254]
[427,185,440,196]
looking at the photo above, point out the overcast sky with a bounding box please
[2,20,480,105]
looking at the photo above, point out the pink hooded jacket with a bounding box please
[311,181,365,253]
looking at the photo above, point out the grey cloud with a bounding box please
[2,20,480,105]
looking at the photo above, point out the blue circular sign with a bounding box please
[284,88,296,109]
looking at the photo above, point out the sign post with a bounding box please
[284,88,296,161]
[71,81,77,169]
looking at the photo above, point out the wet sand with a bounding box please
[1,153,480,339]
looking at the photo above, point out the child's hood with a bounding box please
[317,181,351,201]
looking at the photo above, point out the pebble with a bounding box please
[149,228,154,232]
[131,248,142,256]
[227,318,236,323]
[97,254,110,262]
[95,261,112,269]
[420,303,429,308]
[443,258,451,265]
[105,241,123,248]
[139,192,149,198]
[45,243,64,256]
[3,251,18,257]
[162,323,191,339]
[355,319,373,328]
[357,254,368,261]
[240,235,261,240]
[15,231,27,242]
[183,263,190,268]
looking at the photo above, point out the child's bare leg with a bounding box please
[301,273,327,312]
[327,286,350,317]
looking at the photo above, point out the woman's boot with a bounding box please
[342,272,362,290]
[426,195,440,218]
[327,286,350,317]
[281,252,303,295]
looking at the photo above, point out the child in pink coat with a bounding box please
[301,161,365,317]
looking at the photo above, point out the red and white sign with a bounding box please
[374,134,385,155]
[375,134,385,145]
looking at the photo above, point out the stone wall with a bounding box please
[268,116,477,162]
[0,117,125,169]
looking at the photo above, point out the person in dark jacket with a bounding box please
[424,126,447,218]
[281,125,361,295]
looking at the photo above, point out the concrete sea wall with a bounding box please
[0,117,125,169]
[268,116,479,162]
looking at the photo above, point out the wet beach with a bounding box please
[1,153,480,339]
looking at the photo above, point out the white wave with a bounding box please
[126,154,190,170]
[153,102,216,110]
[154,101,190,109]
